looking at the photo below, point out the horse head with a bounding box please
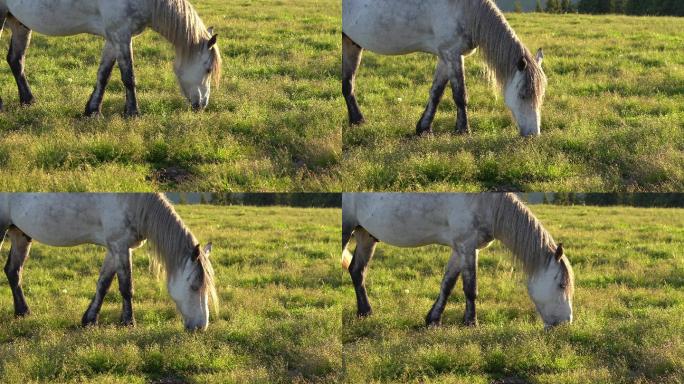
[526,243,574,329]
[504,48,546,137]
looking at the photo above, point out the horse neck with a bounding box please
[134,194,196,273]
[466,0,527,87]
[148,0,207,58]
[488,194,555,277]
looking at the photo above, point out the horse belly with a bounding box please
[6,0,104,36]
[343,0,438,55]
[8,195,108,246]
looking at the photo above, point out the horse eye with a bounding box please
[559,283,566,290]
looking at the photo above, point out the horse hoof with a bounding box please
[349,114,365,126]
[417,129,434,137]
[356,310,373,318]
[455,125,471,135]
[84,110,102,118]
[121,318,136,327]
[14,308,31,317]
[124,109,139,118]
[82,319,97,327]
[464,319,478,327]
[20,97,36,106]
[425,319,441,328]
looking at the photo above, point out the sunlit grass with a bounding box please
[0,0,342,191]
[342,14,684,191]
[0,204,342,383]
[342,204,684,383]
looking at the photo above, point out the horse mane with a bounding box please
[489,193,573,296]
[150,0,222,86]
[132,193,218,313]
[466,0,546,107]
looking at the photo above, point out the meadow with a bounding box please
[342,13,684,191]
[0,204,342,383]
[342,204,684,383]
[0,0,342,191]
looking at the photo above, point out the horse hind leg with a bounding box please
[4,226,32,317]
[447,54,470,134]
[81,250,117,326]
[348,227,377,317]
[0,10,6,110]
[111,246,136,326]
[461,247,479,326]
[425,248,462,327]
[85,41,117,116]
[6,17,35,106]
[342,33,365,125]
[112,38,139,117]
[416,58,449,136]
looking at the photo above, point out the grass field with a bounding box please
[0,204,342,383]
[0,0,341,191]
[342,204,684,383]
[342,13,684,192]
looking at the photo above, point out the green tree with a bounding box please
[536,0,543,12]
[546,0,562,12]
[514,0,523,12]
[561,0,574,12]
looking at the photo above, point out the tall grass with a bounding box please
[342,205,684,383]
[0,0,342,191]
[342,13,684,191]
[0,205,342,383]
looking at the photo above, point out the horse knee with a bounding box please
[4,262,19,286]
[342,77,353,98]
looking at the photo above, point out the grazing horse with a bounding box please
[0,193,217,331]
[342,193,574,329]
[0,0,221,115]
[342,0,547,136]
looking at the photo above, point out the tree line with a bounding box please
[514,0,684,15]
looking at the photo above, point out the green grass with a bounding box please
[342,13,684,191]
[0,205,342,383]
[342,205,684,383]
[0,0,342,191]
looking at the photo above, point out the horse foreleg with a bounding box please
[114,38,138,117]
[81,250,117,326]
[348,227,377,317]
[425,248,462,327]
[416,58,449,136]
[0,11,6,110]
[112,247,135,326]
[461,247,479,326]
[6,18,34,106]
[448,55,470,134]
[342,33,365,125]
[85,41,117,116]
[4,227,32,317]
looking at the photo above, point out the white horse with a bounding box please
[342,193,574,329]
[0,0,221,115]
[0,193,217,331]
[342,0,547,136]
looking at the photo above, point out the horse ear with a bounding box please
[193,244,201,259]
[555,243,564,262]
[203,242,213,258]
[517,57,527,71]
[536,48,544,65]
[208,34,218,49]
